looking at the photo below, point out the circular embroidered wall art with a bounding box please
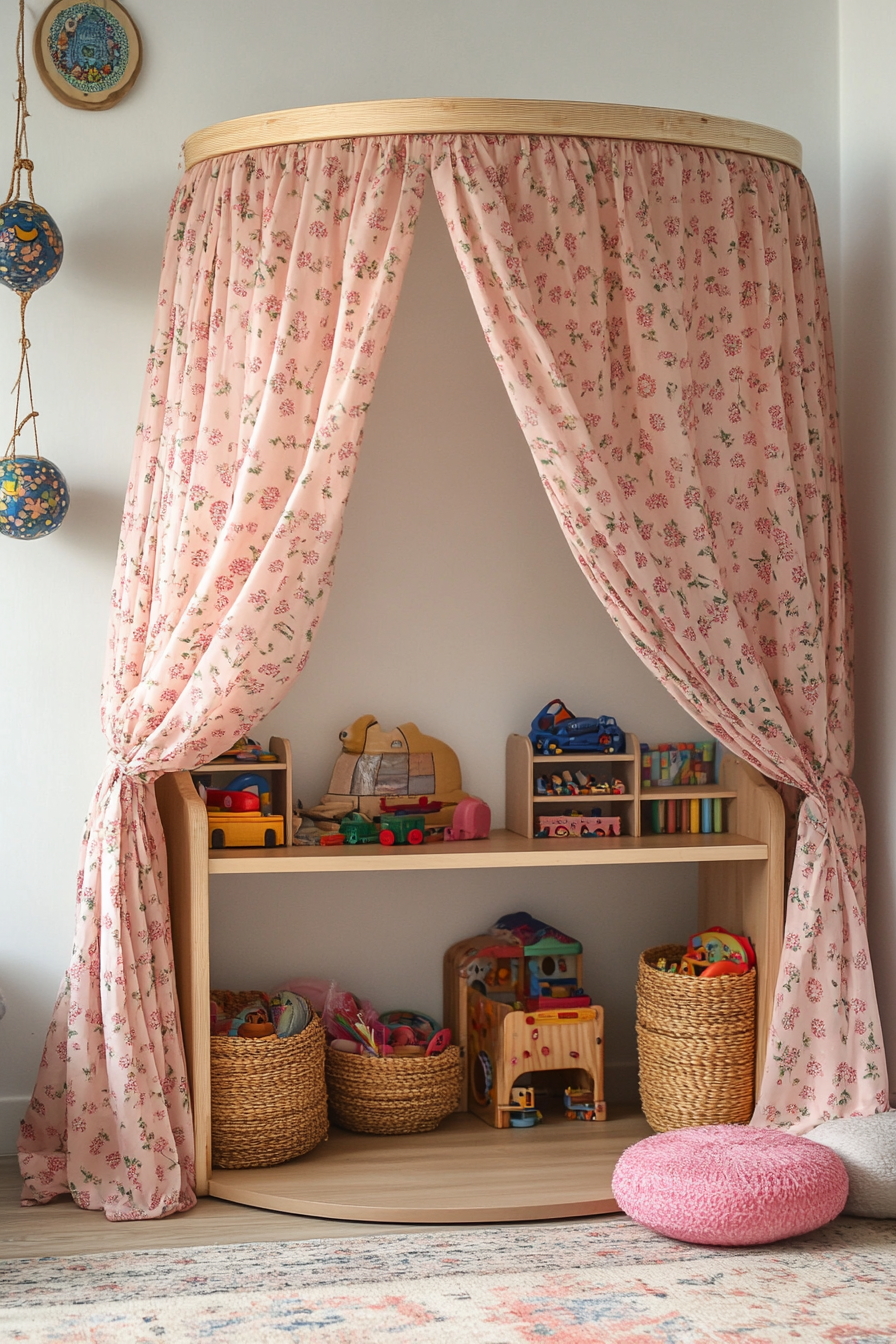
[33,1,142,110]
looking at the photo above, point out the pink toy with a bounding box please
[389,1025,417,1048]
[425,1027,452,1056]
[443,797,491,842]
[612,1125,848,1246]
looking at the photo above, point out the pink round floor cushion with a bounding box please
[612,1125,849,1246]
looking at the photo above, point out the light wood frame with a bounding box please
[183,98,801,171]
[156,752,783,1215]
[33,0,142,111]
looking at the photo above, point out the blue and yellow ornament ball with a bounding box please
[0,454,69,538]
[0,199,64,295]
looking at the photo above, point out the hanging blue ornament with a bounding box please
[0,198,63,295]
[0,2,70,538]
[0,453,69,539]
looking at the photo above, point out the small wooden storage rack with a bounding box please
[506,732,737,839]
[157,745,784,1223]
[191,736,294,850]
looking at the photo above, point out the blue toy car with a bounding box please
[529,700,625,755]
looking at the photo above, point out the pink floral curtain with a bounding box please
[21,128,885,1224]
[429,132,887,1132]
[19,137,423,1218]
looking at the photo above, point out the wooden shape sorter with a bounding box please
[466,991,605,1128]
[443,912,605,1127]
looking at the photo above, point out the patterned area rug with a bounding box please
[2,1216,895,1341]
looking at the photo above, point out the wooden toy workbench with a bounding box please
[156,751,784,1223]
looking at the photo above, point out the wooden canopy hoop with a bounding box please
[184,97,802,172]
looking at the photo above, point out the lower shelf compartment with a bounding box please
[208,1107,652,1223]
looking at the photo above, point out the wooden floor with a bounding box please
[1,1109,647,1258]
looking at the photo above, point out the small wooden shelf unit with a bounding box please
[156,749,784,1223]
[191,736,294,850]
[506,732,737,839]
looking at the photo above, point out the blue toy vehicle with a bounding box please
[564,1086,598,1121]
[529,700,625,755]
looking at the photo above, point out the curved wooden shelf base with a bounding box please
[184,98,801,171]
[208,1109,652,1223]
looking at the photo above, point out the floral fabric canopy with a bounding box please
[19,129,887,1220]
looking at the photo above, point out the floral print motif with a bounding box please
[19,138,423,1218]
[429,132,887,1132]
[20,131,886,1223]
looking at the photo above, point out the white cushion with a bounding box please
[807,1113,896,1218]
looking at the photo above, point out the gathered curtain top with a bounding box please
[183,97,802,173]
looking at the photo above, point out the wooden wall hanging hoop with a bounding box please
[33,0,142,111]
[184,97,802,172]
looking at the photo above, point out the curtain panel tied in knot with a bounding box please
[19,136,424,1218]
[21,130,885,1220]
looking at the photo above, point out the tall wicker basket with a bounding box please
[326,1045,462,1135]
[210,991,328,1169]
[636,944,756,1132]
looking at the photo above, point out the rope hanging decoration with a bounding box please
[0,0,67,540]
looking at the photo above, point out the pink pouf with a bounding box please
[612,1125,849,1246]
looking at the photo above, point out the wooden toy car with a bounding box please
[207,813,285,849]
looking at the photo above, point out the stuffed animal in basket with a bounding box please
[303,715,469,829]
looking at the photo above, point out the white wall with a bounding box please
[0,0,841,1152]
[840,0,896,1102]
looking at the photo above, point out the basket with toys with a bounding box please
[636,928,756,1132]
[322,1001,461,1136]
[209,989,328,1168]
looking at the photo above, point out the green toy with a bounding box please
[378,814,426,846]
[338,812,381,845]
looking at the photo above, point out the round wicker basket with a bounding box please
[210,992,328,1169]
[636,944,756,1133]
[326,1045,462,1135]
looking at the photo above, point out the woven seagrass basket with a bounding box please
[636,944,756,1132]
[210,990,328,1169]
[326,1045,462,1135]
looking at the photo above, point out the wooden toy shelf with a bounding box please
[156,751,784,1224]
[507,731,641,838]
[507,731,738,840]
[191,735,294,851]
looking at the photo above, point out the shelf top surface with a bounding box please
[641,785,736,798]
[534,794,634,802]
[208,827,766,874]
[193,761,287,772]
[533,753,635,763]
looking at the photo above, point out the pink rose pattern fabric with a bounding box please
[429,132,887,1132]
[19,138,423,1218]
[21,130,885,1223]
